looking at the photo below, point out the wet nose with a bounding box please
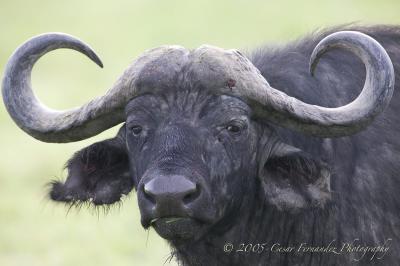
[143,175,199,207]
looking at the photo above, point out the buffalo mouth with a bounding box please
[150,217,205,241]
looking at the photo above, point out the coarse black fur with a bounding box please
[49,25,400,265]
[50,127,133,206]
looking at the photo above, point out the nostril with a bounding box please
[143,176,200,205]
[142,183,156,204]
[183,184,201,204]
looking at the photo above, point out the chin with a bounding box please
[151,217,208,242]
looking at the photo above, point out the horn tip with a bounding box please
[85,48,103,68]
[92,55,104,68]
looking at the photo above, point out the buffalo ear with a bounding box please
[259,143,331,213]
[49,131,133,206]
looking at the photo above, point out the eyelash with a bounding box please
[128,125,143,136]
[224,120,247,134]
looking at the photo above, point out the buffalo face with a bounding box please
[125,92,258,241]
[48,88,332,244]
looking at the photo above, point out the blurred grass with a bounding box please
[0,0,400,265]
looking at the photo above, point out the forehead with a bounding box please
[125,92,251,117]
[127,44,262,97]
[123,45,254,117]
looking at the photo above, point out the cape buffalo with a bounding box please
[2,25,400,265]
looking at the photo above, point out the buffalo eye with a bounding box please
[226,124,241,133]
[129,125,143,136]
[225,120,246,134]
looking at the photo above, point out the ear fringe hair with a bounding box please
[45,180,131,217]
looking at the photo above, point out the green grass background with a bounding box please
[1,0,400,265]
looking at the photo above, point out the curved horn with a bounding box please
[251,31,395,137]
[2,33,138,143]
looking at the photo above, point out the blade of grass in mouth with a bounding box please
[151,217,185,224]
[165,217,184,224]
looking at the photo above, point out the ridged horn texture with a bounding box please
[2,31,395,142]
[248,31,395,137]
[2,33,124,143]
[2,33,186,143]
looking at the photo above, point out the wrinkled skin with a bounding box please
[126,92,258,241]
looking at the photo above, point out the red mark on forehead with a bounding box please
[227,79,236,89]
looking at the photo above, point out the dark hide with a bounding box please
[50,25,400,265]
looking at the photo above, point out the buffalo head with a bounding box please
[2,32,394,243]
